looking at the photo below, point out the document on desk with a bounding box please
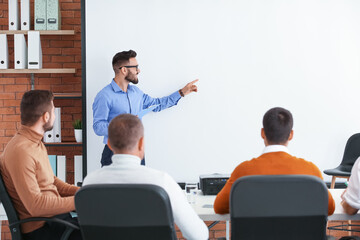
[138,105,159,119]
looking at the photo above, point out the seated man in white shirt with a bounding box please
[341,157,360,215]
[83,114,209,240]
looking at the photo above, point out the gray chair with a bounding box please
[0,173,78,240]
[75,184,177,240]
[324,133,360,188]
[230,175,334,240]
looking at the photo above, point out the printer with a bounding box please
[199,174,230,195]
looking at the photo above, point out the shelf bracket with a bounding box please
[30,73,35,90]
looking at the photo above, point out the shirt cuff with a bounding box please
[171,90,182,102]
[343,190,360,210]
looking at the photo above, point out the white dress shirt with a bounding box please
[262,145,289,154]
[342,157,360,210]
[83,154,209,240]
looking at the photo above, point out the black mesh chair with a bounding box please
[230,175,334,240]
[75,184,177,240]
[0,173,79,240]
[324,133,360,188]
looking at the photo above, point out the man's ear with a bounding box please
[261,128,266,140]
[107,139,113,151]
[288,130,294,141]
[138,136,144,152]
[43,111,50,123]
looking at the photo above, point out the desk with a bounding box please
[192,189,359,239]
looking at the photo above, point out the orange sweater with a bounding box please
[214,151,335,216]
[0,126,79,233]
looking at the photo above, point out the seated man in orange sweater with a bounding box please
[0,90,81,240]
[214,107,335,215]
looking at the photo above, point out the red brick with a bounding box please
[0,107,15,114]
[0,92,13,100]
[50,40,74,48]
[3,99,21,107]
[5,129,16,137]
[4,85,29,92]
[15,92,24,99]
[61,3,81,10]
[15,78,30,84]
[51,56,75,63]
[62,18,81,25]
[38,78,62,85]
[62,11,75,18]
[3,115,20,122]
[0,78,15,84]
[43,48,62,55]
[62,48,81,55]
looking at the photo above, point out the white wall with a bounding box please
[86,0,360,182]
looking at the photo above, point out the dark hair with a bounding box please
[108,114,144,152]
[20,90,54,126]
[112,50,137,73]
[263,107,293,144]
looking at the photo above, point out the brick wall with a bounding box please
[0,0,82,239]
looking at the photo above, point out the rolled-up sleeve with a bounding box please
[142,90,181,112]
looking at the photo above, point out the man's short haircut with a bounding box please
[20,90,54,126]
[108,114,144,152]
[112,50,137,73]
[263,107,293,144]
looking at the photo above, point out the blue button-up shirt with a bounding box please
[93,79,181,144]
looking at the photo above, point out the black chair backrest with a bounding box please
[341,133,360,167]
[0,173,23,240]
[230,175,328,240]
[75,184,177,240]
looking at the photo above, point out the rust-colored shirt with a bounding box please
[0,125,79,233]
[214,151,335,216]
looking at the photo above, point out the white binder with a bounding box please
[28,31,42,69]
[44,129,54,142]
[14,34,27,69]
[74,155,83,185]
[34,0,47,30]
[20,0,30,30]
[53,107,61,143]
[57,156,66,182]
[8,0,19,30]
[0,34,8,69]
[47,0,61,30]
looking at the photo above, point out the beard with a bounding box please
[43,120,54,132]
[125,72,139,84]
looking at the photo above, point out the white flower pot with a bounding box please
[74,129,82,143]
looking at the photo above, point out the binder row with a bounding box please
[44,107,61,143]
[0,32,43,70]
[9,0,61,31]
[48,155,83,184]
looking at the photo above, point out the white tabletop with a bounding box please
[192,189,359,221]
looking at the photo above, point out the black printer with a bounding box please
[199,174,230,195]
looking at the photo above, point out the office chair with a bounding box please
[324,133,360,188]
[0,173,79,240]
[230,175,334,240]
[75,184,177,240]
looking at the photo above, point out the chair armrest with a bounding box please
[9,216,80,230]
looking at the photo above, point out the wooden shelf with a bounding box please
[54,93,82,99]
[0,30,75,35]
[44,142,82,147]
[0,69,76,74]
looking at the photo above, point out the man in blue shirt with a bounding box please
[93,50,198,167]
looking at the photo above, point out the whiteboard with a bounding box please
[85,0,360,182]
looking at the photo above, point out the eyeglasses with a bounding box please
[119,65,139,71]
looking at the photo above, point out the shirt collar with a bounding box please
[111,154,142,166]
[262,145,289,154]
[110,79,132,93]
[18,125,43,144]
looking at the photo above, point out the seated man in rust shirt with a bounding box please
[0,90,82,240]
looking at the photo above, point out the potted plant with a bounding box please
[73,119,82,143]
